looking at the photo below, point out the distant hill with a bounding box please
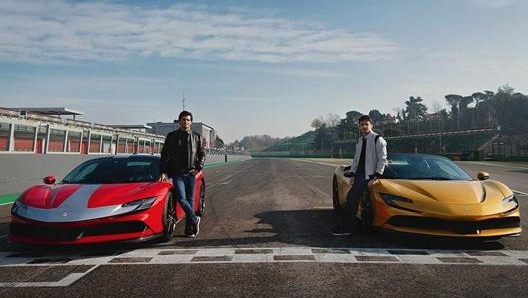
[259,130,316,153]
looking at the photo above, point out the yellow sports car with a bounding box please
[332,153,521,238]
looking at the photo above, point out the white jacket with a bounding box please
[350,131,388,180]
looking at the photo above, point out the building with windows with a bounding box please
[147,121,217,148]
[0,107,166,154]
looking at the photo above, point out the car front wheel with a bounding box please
[161,193,176,242]
[332,176,341,213]
[358,192,375,234]
[196,180,206,217]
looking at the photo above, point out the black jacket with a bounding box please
[160,129,206,176]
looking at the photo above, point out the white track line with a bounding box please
[1,246,526,287]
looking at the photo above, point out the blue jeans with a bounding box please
[171,172,197,227]
[341,173,369,230]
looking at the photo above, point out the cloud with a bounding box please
[0,0,399,64]
[466,0,521,7]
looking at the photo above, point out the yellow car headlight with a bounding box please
[502,194,519,213]
[379,193,420,213]
[380,193,413,205]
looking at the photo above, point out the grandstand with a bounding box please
[253,128,503,160]
[0,107,165,155]
[386,129,493,157]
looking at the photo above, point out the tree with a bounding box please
[311,117,325,130]
[325,113,341,128]
[215,136,224,148]
[498,84,514,95]
[237,134,287,151]
[459,96,474,129]
[477,90,496,128]
[404,96,428,121]
[336,110,362,140]
[493,85,528,134]
[403,96,428,134]
[311,113,340,130]
[472,92,486,127]
[232,84,527,156]
[344,110,363,124]
[445,94,463,111]
[431,101,443,113]
[368,109,383,123]
[445,94,463,130]
[312,113,341,153]
[313,124,335,152]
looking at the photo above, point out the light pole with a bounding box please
[439,116,443,153]
[457,101,460,130]
[488,105,492,155]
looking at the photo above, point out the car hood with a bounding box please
[13,182,172,223]
[18,183,164,209]
[383,180,507,204]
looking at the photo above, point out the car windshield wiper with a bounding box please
[427,176,452,180]
[406,176,452,180]
[101,178,126,184]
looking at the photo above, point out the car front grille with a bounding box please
[10,221,148,242]
[387,216,520,235]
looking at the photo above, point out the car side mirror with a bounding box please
[477,172,489,181]
[43,175,56,185]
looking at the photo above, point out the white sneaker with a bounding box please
[331,225,352,236]
[194,216,201,236]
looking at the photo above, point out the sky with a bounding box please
[1,0,527,143]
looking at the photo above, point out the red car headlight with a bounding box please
[11,200,28,217]
[121,197,156,212]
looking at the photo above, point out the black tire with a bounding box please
[332,176,341,213]
[358,192,375,234]
[161,192,176,242]
[196,180,206,217]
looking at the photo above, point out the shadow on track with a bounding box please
[168,209,506,251]
[1,209,507,253]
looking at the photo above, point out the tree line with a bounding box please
[313,85,528,152]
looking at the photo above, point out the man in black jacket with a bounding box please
[159,110,206,238]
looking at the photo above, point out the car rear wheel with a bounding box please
[161,193,176,242]
[332,176,341,213]
[196,180,206,217]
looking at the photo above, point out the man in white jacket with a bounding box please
[332,115,388,236]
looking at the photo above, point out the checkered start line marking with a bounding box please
[1,247,528,287]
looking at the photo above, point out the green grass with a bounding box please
[0,193,18,205]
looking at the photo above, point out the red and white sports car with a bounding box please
[9,155,205,245]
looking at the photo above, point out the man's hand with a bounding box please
[368,178,378,187]
[158,173,168,182]
[349,176,355,186]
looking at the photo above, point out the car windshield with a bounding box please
[382,155,472,181]
[62,156,160,184]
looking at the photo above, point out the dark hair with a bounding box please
[178,110,193,121]
[358,115,373,124]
